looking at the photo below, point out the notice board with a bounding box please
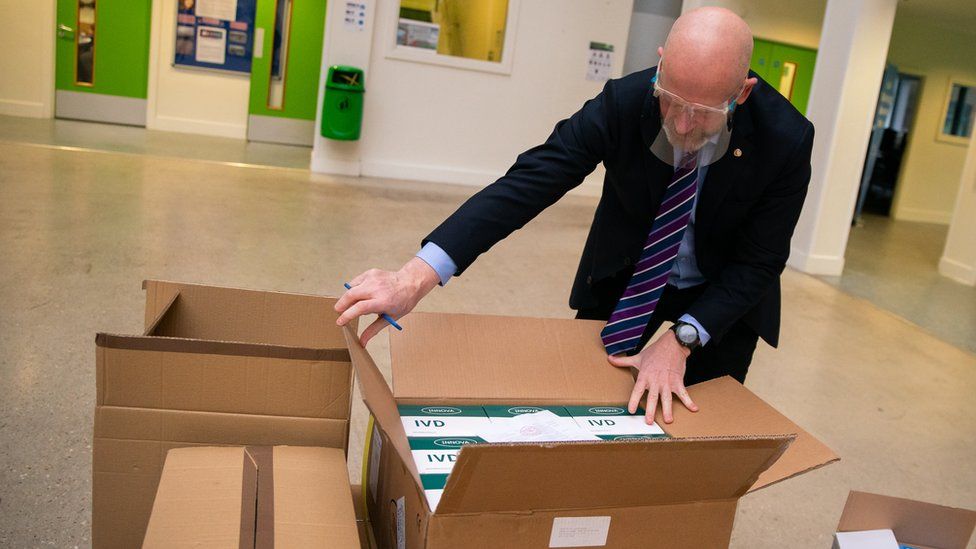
[174,0,256,74]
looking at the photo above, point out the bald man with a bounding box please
[336,8,813,425]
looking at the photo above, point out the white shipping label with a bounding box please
[549,516,611,548]
[396,496,405,549]
[367,430,382,501]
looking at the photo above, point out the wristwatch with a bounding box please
[669,321,701,350]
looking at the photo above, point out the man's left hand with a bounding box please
[607,330,699,425]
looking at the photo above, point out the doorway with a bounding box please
[246,0,328,146]
[54,0,152,126]
[854,67,923,220]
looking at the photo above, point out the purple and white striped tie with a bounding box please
[601,153,700,355]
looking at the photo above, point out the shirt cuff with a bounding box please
[416,242,457,286]
[678,314,711,346]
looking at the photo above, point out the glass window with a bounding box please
[76,0,96,85]
[942,83,975,139]
[396,0,509,63]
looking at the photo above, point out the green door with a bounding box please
[247,0,328,146]
[55,0,152,125]
[751,38,817,116]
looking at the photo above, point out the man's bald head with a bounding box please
[660,7,754,102]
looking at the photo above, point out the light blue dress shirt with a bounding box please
[415,138,718,346]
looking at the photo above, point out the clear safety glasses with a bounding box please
[651,58,742,120]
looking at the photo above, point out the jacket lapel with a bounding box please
[639,86,675,215]
[694,102,755,247]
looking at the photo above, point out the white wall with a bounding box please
[312,0,634,197]
[146,0,251,138]
[0,0,56,118]
[887,17,976,225]
[939,134,976,285]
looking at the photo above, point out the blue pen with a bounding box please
[344,283,403,331]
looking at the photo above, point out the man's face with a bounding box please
[656,60,741,152]
[659,97,728,153]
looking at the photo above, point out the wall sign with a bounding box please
[174,0,256,74]
[586,41,614,82]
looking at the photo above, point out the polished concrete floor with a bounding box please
[0,125,974,547]
[822,214,976,354]
[0,114,312,170]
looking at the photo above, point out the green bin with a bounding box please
[321,65,365,141]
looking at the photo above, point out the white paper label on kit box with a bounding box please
[549,516,611,547]
[832,529,899,549]
[395,496,406,549]
[424,489,443,512]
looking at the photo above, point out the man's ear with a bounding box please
[657,46,664,58]
[737,77,759,104]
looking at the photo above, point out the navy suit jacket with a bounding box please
[424,68,814,347]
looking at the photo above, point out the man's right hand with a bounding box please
[335,257,441,346]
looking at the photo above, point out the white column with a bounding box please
[788,0,898,275]
[938,133,976,286]
[310,1,378,175]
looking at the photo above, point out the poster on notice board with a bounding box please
[174,0,256,74]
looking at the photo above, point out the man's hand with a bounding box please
[607,330,699,424]
[335,257,441,346]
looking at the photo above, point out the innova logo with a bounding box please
[420,407,462,415]
[588,407,625,415]
[508,406,543,415]
[434,438,478,448]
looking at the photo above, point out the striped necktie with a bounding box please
[601,153,700,356]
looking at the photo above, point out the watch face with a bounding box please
[676,324,698,344]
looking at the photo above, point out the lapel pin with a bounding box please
[733,148,743,158]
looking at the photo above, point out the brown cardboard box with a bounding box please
[835,491,976,549]
[93,280,355,548]
[351,484,377,549]
[143,445,360,548]
[346,312,840,549]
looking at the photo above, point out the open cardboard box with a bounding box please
[143,445,360,548]
[346,312,840,549]
[93,280,355,548]
[834,491,976,549]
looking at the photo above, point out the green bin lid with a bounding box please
[326,65,365,91]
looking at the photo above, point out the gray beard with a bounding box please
[662,123,710,153]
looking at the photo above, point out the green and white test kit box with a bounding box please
[399,403,667,511]
[398,405,491,437]
[408,436,488,514]
[565,405,667,440]
[483,404,579,429]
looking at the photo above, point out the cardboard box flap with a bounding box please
[343,326,421,487]
[271,446,361,548]
[143,279,351,349]
[144,289,180,336]
[435,435,794,515]
[837,491,976,549]
[144,279,181,332]
[389,313,634,403]
[96,332,351,363]
[664,376,839,492]
[142,446,256,549]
